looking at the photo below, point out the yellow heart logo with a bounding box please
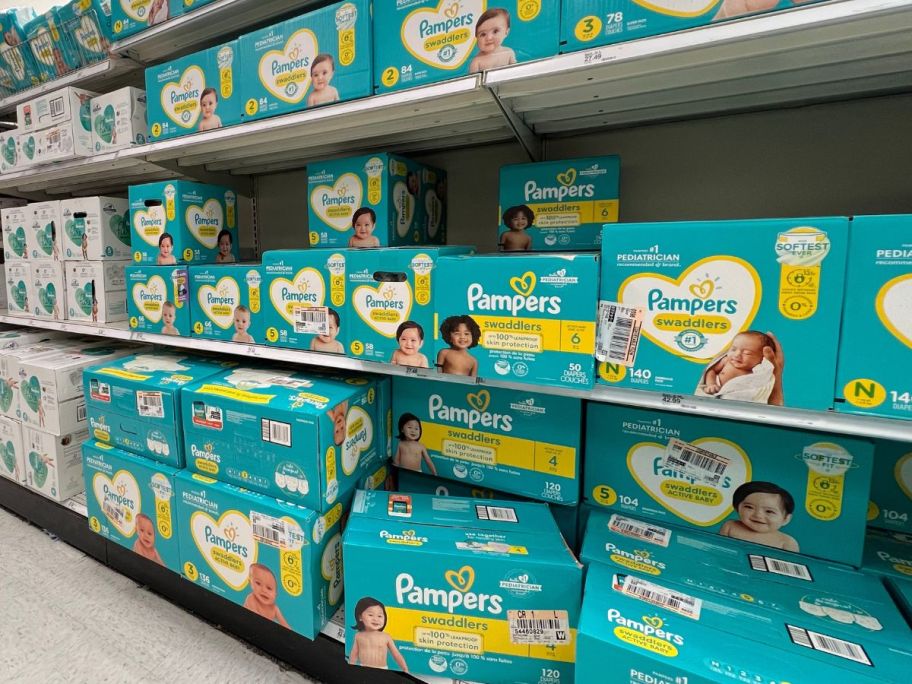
[510,272,536,297]
[466,390,490,412]
[689,279,714,300]
[445,565,475,593]
[643,615,663,629]
[444,3,460,19]
[403,529,416,537]
[557,168,577,186]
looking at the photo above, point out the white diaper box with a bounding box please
[2,204,29,262]
[27,201,63,261]
[0,414,25,484]
[34,120,94,164]
[59,196,131,261]
[90,87,148,153]
[31,261,66,320]
[66,261,128,322]
[22,425,88,502]
[16,86,99,134]
[4,262,33,316]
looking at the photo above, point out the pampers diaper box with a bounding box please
[837,215,912,420]
[181,366,383,511]
[864,528,912,580]
[373,0,560,93]
[176,470,343,638]
[55,1,114,63]
[112,0,181,40]
[66,261,128,323]
[23,426,89,502]
[83,352,229,467]
[308,153,434,248]
[392,376,582,504]
[348,247,473,365]
[421,164,447,245]
[83,440,181,572]
[59,196,131,260]
[31,261,66,320]
[145,41,241,141]
[0,414,24,483]
[585,402,875,566]
[435,253,599,388]
[0,130,22,173]
[90,86,148,153]
[16,86,96,134]
[0,340,74,421]
[190,264,263,344]
[239,0,371,122]
[499,156,620,252]
[28,201,63,261]
[126,265,191,337]
[4,262,32,316]
[869,439,912,534]
[596,217,850,410]
[2,205,29,261]
[129,180,238,264]
[262,249,351,353]
[343,489,582,681]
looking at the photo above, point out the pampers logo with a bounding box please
[428,389,513,431]
[272,45,310,76]
[206,283,236,307]
[365,284,406,311]
[205,520,248,558]
[103,482,136,510]
[319,183,358,208]
[396,565,504,615]
[380,529,429,545]
[647,277,738,316]
[467,271,561,316]
[605,543,667,574]
[525,167,597,203]
[418,2,475,39]
[608,610,685,650]
[191,442,221,464]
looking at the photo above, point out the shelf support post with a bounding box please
[487,86,542,162]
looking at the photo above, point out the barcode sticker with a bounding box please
[76,403,86,422]
[787,625,871,665]
[50,96,64,117]
[595,301,644,366]
[476,505,518,523]
[507,610,570,645]
[620,575,702,620]
[293,306,329,335]
[250,510,299,550]
[102,501,124,525]
[608,514,671,548]
[662,438,730,486]
[136,391,164,418]
[261,419,292,447]
[749,554,813,581]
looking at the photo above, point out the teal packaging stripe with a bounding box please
[869,438,912,534]
[0,9,39,90]
[125,265,192,336]
[189,264,265,344]
[863,528,912,580]
[111,0,183,40]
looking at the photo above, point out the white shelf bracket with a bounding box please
[487,85,542,162]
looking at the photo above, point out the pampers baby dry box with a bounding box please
[869,439,912,534]
[596,217,849,410]
[126,265,191,337]
[176,471,344,639]
[189,264,264,344]
[584,402,874,566]
[836,215,912,420]
[374,0,560,93]
[343,489,582,682]
[239,0,371,122]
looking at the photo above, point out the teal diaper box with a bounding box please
[889,577,912,625]
[869,439,912,534]
[343,489,581,681]
[837,215,912,420]
[307,153,433,248]
[421,164,448,245]
[182,366,383,511]
[83,352,229,467]
[83,440,181,572]
[112,0,181,40]
[499,156,620,251]
[577,562,912,684]
[239,0,371,122]
[126,265,191,336]
[0,9,38,91]
[129,180,239,264]
[348,246,472,365]
[145,41,241,140]
[597,217,849,410]
[392,376,582,504]
[176,470,343,638]
[262,249,350,354]
[864,528,912,580]
[374,1,560,93]
[585,402,874,566]
[435,253,599,388]
[189,264,264,344]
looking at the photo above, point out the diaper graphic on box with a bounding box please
[0,340,73,421]
[28,201,62,261]
[308,154,436,248]
[67,261,128,323]
[868,439,912,534]
[392,377,582,504]
[126,265,191,337]
[112,0,182,40]
[60,196,131,260]
[84,352,229,467]
[374,0,561,93]
[836,215,912,420]
[0,130,21,173]
[596,217,849,410]
[585,403,874,566]
[129,181,238,264]
[239,1,371,122]
[176,470,343,638]
[182,367,382,511]
[2,206,29,261]
[31,261,65,320]
[190,264,263,344]
[83,440,181,571]
[863,528,912,580]
[0,414,24,484]
[262,249,349,353]
[23,425,89,502]
[348,247,472,365]
[4,262,32,316]
[145,41,241,140]
[343,490,582,681]
[435,253,599,387]
[499,156,620,251]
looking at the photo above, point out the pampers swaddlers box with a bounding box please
[436,253,599,388]
[126,265,191,336]
[145,41,241,141]
[499,156,620,251]
[597,217,849,410]
[392,376,582,504]
[112,0,181,40]
[83,441,181,572]
[176,471,343,638]
[869,439,912,533]
[59,196,131,260]
[584,402,874,566]
[343,490,582,681]
[190,264,264,344]
[239,1,371,122]
[129,180,238,265]
[373,0,560,93]
[837,215,912,420]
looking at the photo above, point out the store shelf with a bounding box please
[2,312,908,442]
[486,0,912,133]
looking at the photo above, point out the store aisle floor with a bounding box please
[0,507,318,684]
